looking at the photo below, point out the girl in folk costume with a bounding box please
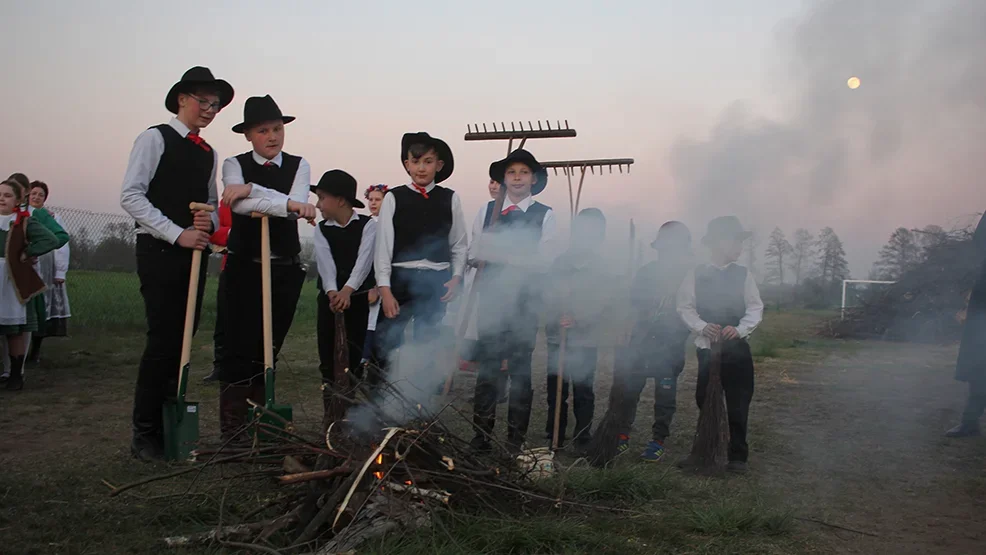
[360,184,387,366]
[27,181,72,364]
[0,179,62,390]
[219,94,315,442]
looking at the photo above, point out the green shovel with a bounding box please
[162,202,213,461]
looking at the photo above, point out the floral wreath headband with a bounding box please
[364,184,388,199]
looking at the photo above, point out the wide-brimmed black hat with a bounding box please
[165,66,234,115]
[701,216,752,245]
[400,132,454,184]
[489,149,548,196]
[232,95,295,134]
[310,170,364,209]
[651,221,692,250]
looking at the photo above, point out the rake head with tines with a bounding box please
[465,120,577,153]
[540,158,635,215]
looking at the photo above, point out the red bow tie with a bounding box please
[412,184,430,199]
[186,133,211,152]
[14,207,30,226]
[501,205,519,216]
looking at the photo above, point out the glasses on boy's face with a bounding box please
[187,94,223,113]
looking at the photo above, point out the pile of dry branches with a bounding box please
[105,381,574,554]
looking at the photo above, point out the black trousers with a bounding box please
[374,268,451,378]
[621,349,686,443]
[472,285,538,445]
[212,267,228,369]
[132,236,208,445]
[695,340,755,463]
[545,343,597,446]
[961,376,986,424]
[317,290,369,383]
[219,254,305,385]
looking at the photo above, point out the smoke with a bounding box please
[669,0,986,273]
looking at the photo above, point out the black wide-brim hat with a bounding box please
[489,149,548,196]
[651,220,692,250]
[165,66,234,115]
[701,216,752,245]
[400,132,454,184]
[310,170,365,209]
[232,95,296,134]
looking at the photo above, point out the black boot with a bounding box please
[131,385,164,461]
[5,355,25,391]
[945,422,981,438]
[202,365,221,383]
[219,382,253,445]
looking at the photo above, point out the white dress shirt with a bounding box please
[222,151,312,217]
[313,212,377,293]
[468,195,560,272]
[120,117,220,244]
[676,263,764,349]
[373,183,467,288]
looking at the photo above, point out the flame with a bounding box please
[405,480,413,486]
[375,454,383,465]
[373,471,383,480]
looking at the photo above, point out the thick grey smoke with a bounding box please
[669,0,986,274]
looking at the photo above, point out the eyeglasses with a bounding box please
[187,94,223,113]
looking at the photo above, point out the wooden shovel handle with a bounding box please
[177,248,203,400]
[551,328,567,450]
[189,202,215,213]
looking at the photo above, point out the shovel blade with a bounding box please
[249,403,293,441]
[162,400,200,461]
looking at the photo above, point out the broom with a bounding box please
[683,334,728,473]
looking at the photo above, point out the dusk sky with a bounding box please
[3,0,984,277]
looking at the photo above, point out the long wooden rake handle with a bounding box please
[177,202,215,402]
[551,328,568,450]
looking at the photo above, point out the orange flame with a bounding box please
[404,480,413,486]
[373,471,383,480]
[375,454,383,465]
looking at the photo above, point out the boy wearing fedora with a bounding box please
[613,221,695,461]
[373,132,467,379]
[469,149,559,453]
[217,94,315,441]
[311,170,377,430]
[677,216,764,473]
[120,66,232,461]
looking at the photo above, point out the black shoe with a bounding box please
[4,373,23,391]
[0,373,9,384]
[202,366,221,383]
[469,435,491,453]
[130,438,164,462]
[945,423,981,438]
[727,461,749,474]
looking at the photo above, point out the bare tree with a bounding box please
[764,227,793,285]
[813,227,850,284]
[787,228,814,287]
[872,227,920,280]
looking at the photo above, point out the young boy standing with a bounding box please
[311,170,377,430]
[218,95,315,441]
[469,149,559,452]
[373,132,466,378]
[543,208,613,451]
[119,66,232,461]
[677,216,764,473]
[617,221,694,461]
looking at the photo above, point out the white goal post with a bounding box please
[841,280,896,320]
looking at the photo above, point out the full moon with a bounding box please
[847,76,861,89]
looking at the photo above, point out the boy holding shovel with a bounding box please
[676,216,764,473]
[119,66,231,461]
[219,94,315,442]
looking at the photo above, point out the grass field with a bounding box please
[2,274,985,554]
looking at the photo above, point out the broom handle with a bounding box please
[551,328,567,450]
[177,202,215,402]
[442,185,508,396]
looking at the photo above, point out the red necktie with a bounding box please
[501,205,519,216]
[263,161,274,167]
[412,184,430,199]
[186,133,211,152]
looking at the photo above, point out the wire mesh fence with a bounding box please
[47,205,319,331]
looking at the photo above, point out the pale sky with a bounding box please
[3,0,983,277]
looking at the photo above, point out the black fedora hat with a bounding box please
[400,132,454,184]
[651,221,692,250]
[310,170,365,209]
[701,216,752,245]
[489,149,548,196]
[232,95,295,134]
[165,66,234,115]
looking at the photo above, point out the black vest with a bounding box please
[391,185,454,263]
[695,264,748,327]
[227,152,302,258]
[141,124,213,232]
[316,214,375,293]
[483,199,549,253]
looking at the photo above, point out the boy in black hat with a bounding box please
[217,94,315,441]
[373,132,467,379]
[615,221,694,461]
[311,170,376,431]
[120,66,232,461]
[677,216,764,473]
[469,148,560,453]
[543,208,614,451]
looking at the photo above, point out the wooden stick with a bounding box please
[566,167,574,217]
[175,202,214,401]
[277,466,354,485]
[551,329,568,451]
[573,167,587,215]
[261,215,274,374]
